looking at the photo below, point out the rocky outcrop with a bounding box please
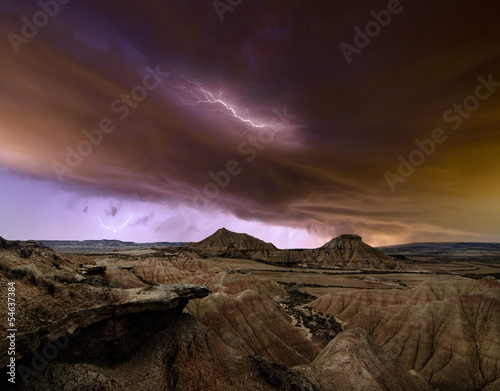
[0,239,442,391]
[246,237,409,270]
[183,271,323,367]
[1,241,320,390]
[0,284,209,369]
[295,328,433,391]
[96,252,318,369]
[311,277,500,391]
[187,229,411,270]
[101,255,231,288]
[14,314,318,391]
[187,271,286,299]
[188,290,320,367]
[315,234,398,269]
[189,227,277,256]
[76,265,106,275]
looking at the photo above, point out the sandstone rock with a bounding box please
[189,227,278,256]
[315,234,399,269]
[0,284,209,369]
[187,229,411,270]
[311,277,500,390]
[295,328,433,391]
[76,265,106,275]
[15,313,317,391]
[186,271,286,299]
[188,289,320,367]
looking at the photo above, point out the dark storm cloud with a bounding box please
[1,0,500,244]
[132,212,154,227]
[105,203,120,217]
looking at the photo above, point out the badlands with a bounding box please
[0,230,499,390]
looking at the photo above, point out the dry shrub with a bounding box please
[54,272,74,284]
[9,263,41,283]
[0,257,12,272]
[11,266,28,278]
[39,278,56,295]
[19,246,33,258]
[26,264,42,284]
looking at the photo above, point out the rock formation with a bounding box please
[0,237,438,390]
[0,240,317,390]
[81,249,319,369]
[189,229,411,270]
[311,277,500,390]
[295,328,433,391]
[12,312,318,391]
[0,283,209,369]
[188,289,320,367]
[314,234,398,269]
[189,227,278,256]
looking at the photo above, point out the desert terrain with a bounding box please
[1,229,499,390]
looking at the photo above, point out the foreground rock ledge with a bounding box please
[0,284,210,368]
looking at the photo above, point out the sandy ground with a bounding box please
[86,253,498,298]
[206,257,499,297]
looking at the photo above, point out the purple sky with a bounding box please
[0,1,499,248]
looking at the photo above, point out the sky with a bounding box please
[0,0,499,248]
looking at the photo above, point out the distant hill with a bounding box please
[189,229,409,270]
[314,234,399,268]
[40,240,188,253]
[378,242,500,262]
[188,227,277,256]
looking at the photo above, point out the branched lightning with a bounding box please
[91,213,133,233]
[163,75,266,129]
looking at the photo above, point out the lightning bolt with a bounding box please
[91,213,133,233]
[163,75,266,130]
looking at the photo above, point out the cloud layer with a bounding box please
[0,0,499,246]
